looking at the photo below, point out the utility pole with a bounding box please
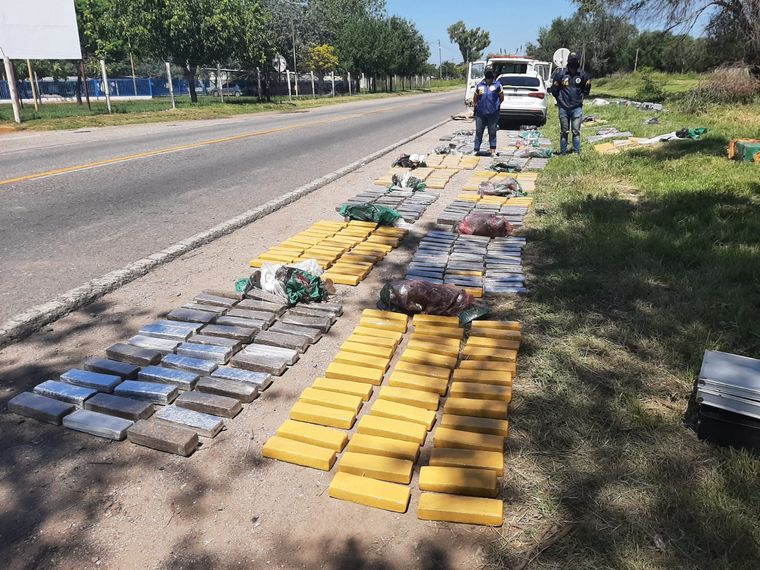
[129,52,138,96]
[256,66,262,101]
[3,55,21,123]
[166,62,176,109]
[310,70,315,98]
[99,59,112,113]
[26,59,39,111]
[347,72,352,95]
[291,19,299,96]
[34,71,42,106]
[217,62,224,103]
[331,71,335,97]
[438,39,442,79]
[634,48,639,73]
[286,70,292,100]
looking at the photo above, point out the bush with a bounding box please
[682,65,760,114]
[634,74,666,102]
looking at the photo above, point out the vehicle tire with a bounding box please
[234,91,241,97]
[498,118,509,130]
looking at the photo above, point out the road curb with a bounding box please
[0,117,452,350]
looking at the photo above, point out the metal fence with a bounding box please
[0,77,202,100]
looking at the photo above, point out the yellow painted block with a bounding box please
[352,326,403,344]
[333,351,389,372]
[461,346,517,362]
[470,320,521,331]
[452,368,512,386]
[343,253,380,263]
[467,336,520,350]
[448,270,483,277]
[359,317,407,333]
[363,309,408,323]
[388,371,449,395]
[276,420,348,452]
[326,362,385,385]
[366,236,400,247]
[434,427,504,452]
[458,360,517,374]
[401,348,457,370]
[249,258,264,267]
[262,435,337,471]
[357,415,427,444]
[289,400,356,429]
[378,386,439,410]
[443,397,508,420]
[347,333,398,349]
[370,399,436,430]
[328,264,369,277]
[470,329,522,342]
[395,360,451,380]
[419,466,497,497]
[341,340,395,360]
[463,287,484,298]
[312,377,374,401]
[450,382,512,402]
[406,340,460,358]
[409,333,461,348]
[441,414,509,437]
[329,472,410,513]
[413,325,464,340]
[430,447,504,476]
[321,273,361,286]
[299,387,363,414]
[334,260,373,270]
[346,433,419,461]
[338,451,413,484]
[259,253,297,263]
[417,492,503,526]
[412,314,460,326]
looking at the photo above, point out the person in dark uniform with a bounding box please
[473,70,504,156]
[550,53,591,154]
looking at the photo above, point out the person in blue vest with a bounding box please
[473,70,504,156]
[550,52,591,154]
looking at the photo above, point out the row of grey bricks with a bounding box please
[8,287,343,456]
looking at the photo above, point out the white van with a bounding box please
[465,55,552,107]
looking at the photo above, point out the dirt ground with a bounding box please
[0,120,514,569]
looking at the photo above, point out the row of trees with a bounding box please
[19,0,431,102]
[527,1,760,76]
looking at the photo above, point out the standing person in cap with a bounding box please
[550,52,591,154]
[472,69,504,157]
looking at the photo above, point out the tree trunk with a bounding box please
[185,64,198,103]
[76,66,83,105]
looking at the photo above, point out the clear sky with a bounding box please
[385,0,578,64]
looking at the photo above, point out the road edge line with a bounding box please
[0,117,452,350]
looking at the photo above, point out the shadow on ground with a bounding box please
[480,179,760,567]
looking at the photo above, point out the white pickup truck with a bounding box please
[465,55,553,126]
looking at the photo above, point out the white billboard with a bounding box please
[0,0,82,60]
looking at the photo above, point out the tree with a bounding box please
[335,17,390,90]
[304,44,340,74]
[586,0,760,65]
[388,16,430,84]
[122,0,269,103]
[447,21,490,64]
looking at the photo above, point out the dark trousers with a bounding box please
[475,113,499,151]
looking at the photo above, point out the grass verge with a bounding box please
[593,71,702,100]
[484,97,760,568]
[1,82,462,131]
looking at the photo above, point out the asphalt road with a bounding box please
[0,91,462,321]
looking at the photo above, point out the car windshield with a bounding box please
[492,62,529,75]
[498,76,540,88]
[470,62,485,79]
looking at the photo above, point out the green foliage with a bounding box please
[447,21,490,63]
[634,74,667,101]
[304,44,340,73]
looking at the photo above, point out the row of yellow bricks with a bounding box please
[248,220,408,287]
[263,310,521,526]
[374,154,482,188]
